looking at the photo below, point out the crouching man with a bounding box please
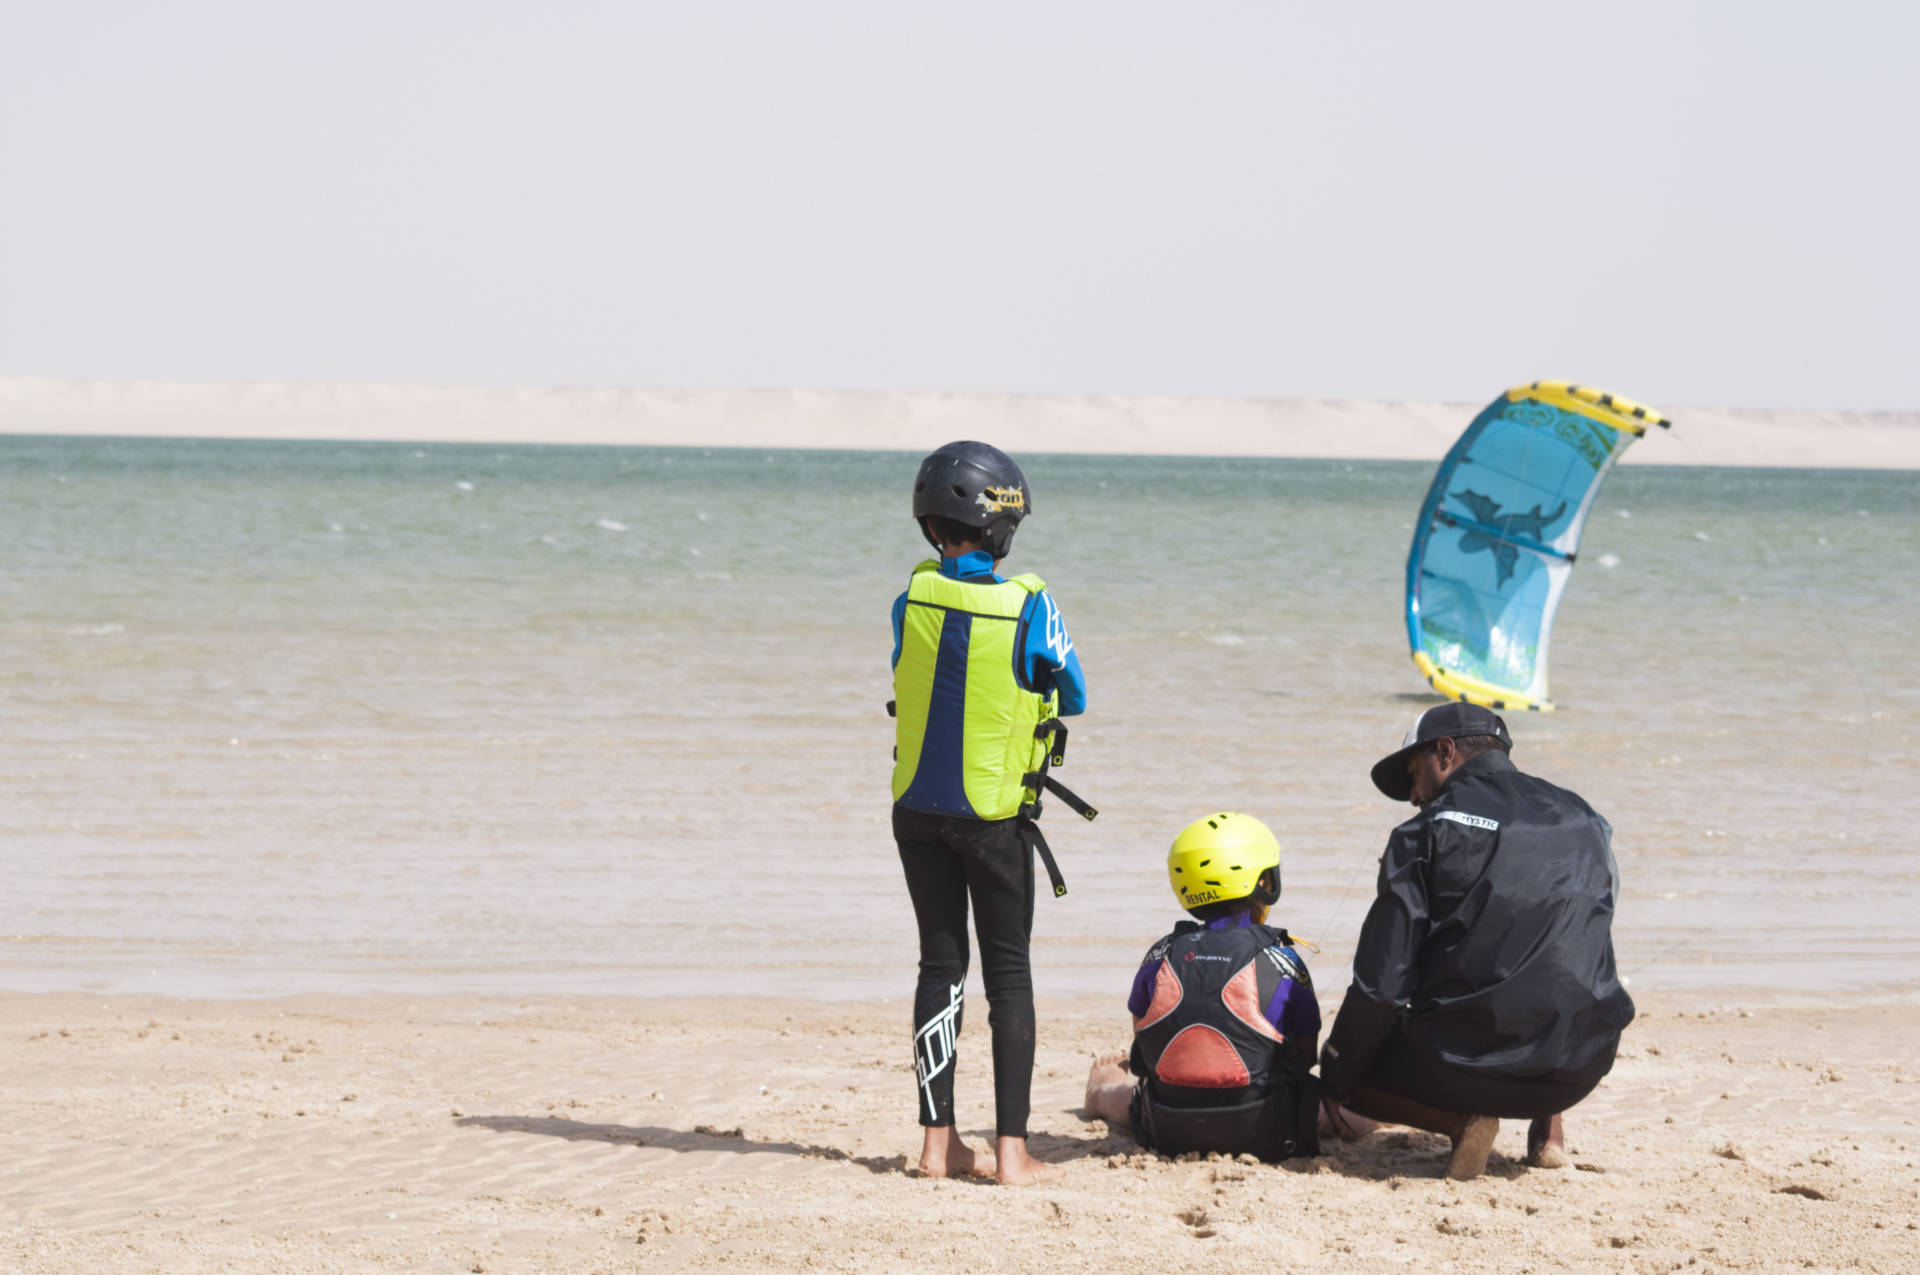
[1320,703,1636,1179]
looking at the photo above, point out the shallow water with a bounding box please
[2,437,1915,1001]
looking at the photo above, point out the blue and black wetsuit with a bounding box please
[891,551,1084,1140]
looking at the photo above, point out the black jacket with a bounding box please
[1320,750,1634,1098]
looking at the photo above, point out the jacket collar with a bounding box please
[938,551,1001,581]
[1440,748,1516,797]
[1205,910,1261,931]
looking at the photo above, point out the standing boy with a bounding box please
[891,441,1086,1185]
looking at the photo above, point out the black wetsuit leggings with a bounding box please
[893,804,1036,1140]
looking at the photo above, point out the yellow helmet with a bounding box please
[1166,812,1282,914]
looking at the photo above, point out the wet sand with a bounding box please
[4,989,1915,1273]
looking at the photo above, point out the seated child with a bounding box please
[1083,812,1327,1160]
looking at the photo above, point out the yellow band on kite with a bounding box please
[1412,650,1556,713]
[1508,381,1670,437]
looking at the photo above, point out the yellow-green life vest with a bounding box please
[892,560,1058,820]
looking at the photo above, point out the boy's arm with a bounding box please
[1020,590,1086,715]
[1126,957,1159,1019]
[1265,947,1322,1066]
[1282,978,1322,1068]
[1125,943,1168,1079]
[889,591,908,670]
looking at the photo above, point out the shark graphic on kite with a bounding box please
[1443,489,1569,588]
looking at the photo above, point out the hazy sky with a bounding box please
[3,2,1915,410]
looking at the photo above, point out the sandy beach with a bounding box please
[4,396,1915,1272]
[3,989,1915,1273]
[4,377,1919,468]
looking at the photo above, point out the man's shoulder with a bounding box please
[1390,787,1501,849]
[1522,766,1599,813]
[1484,760,1601,815]
[1447,761,1606,836]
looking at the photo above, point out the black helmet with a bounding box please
[911,441,1031,558]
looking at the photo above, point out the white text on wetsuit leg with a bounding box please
[913,980,965,1123]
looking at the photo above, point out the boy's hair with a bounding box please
[1186,868,1278,922]
[920,515,986,550]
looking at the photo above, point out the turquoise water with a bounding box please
[3,437,1916,1000]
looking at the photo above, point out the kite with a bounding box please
[1404,381,1670,711]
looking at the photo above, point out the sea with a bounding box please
[3,437,1916,1003]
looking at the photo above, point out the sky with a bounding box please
[2,2,1915,411]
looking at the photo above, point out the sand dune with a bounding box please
[3,991,1914,1273]
[4,377,1917,468]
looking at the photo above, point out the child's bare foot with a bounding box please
[1526,1113,1568,1168]
[917,1125,994,1179]
[1319,1099,1382,1141]
[995,1135,1066,1185]
[1083,1052,1133,1121]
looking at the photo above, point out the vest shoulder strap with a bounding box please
[1006,572,1046,594]
[908,570,1032,618]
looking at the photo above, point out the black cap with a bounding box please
[1370,702,1513,801]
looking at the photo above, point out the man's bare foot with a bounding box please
[1083,1052,1133,1122]
[1445,1114,1499,1180]
[1526,1113,1568,1168]
[995,1135,1066,1185]
[917,1125,994,1179]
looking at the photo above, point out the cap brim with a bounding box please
[1370,744,1419,801]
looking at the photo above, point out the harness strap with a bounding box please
[1022,718,1097,821]
[1014,717,1096,900]
[1023,773,1098,821]
[1020,818,1068,898]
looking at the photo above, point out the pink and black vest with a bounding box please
[1126,919,1321,1160]
[1131,921,1309,1106]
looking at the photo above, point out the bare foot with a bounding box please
[1319,1099,1382,1141]
[1445,1114,1499,1180]
[1083,1052,1133,1121]
[995,1135,1066,1185]
[918,1125,994,1179]
[1526,1113,1568,1168]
